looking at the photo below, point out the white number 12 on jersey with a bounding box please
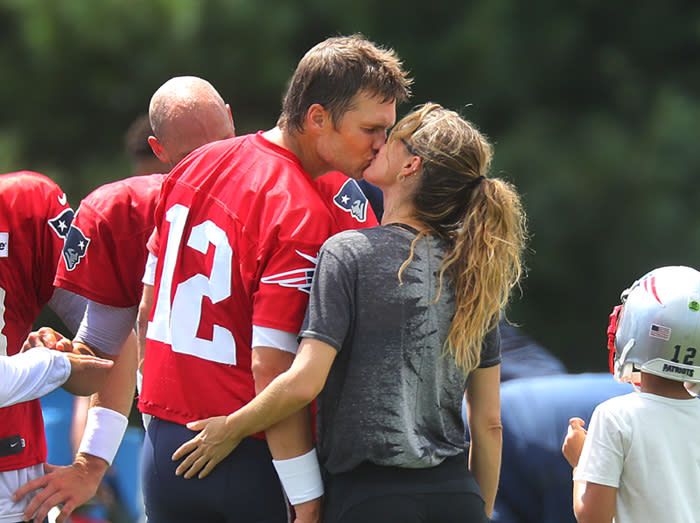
[147,204,237,365]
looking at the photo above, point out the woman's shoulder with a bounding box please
[323,225,385,246]
[320,226,396,261]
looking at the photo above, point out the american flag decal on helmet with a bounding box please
[260,250,317,294]
[649,323,671,341]
[333,179,368,222]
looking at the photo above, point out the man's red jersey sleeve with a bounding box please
[54,174,164,308]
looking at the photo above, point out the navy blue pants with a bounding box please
[142,417,290,523]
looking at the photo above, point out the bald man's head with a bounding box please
[148,76,235,167]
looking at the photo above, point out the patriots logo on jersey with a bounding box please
[48,208,75,240]
[260,250,317,294]
[333,179,368,223]
[62,224,90,271]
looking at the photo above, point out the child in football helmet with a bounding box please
[561,266,700,522]
[608,265,700,391]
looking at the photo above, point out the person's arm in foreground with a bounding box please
[465,364,502,518]
[14,331,137,523]
[173,338,337,519]
[562,418,617,523]
[0,348,113,407]
[251,344,323,523]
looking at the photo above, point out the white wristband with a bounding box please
[77,406,129,466]
[272,448,324,505]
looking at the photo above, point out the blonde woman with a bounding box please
[173,103,527,522]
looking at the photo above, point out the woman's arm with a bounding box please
[172,337,337,479]
[465,364,502,517]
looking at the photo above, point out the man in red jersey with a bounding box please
[0,171,120,522]
[14,76,235,523]
[137,34,411,523]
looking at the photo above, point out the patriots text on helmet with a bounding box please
[661,364,694,377]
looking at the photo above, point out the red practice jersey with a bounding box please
[139,133,336,426]
[54,174,164,308]
[0,171,73,472]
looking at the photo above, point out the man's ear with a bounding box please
[148,136,169,164]
[226,104,236,137]
[306,104,329,135]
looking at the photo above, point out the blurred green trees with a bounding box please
[2,0,699,371]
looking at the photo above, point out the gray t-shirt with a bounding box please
[300,225,501,474]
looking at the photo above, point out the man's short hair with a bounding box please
[278,34,412,134]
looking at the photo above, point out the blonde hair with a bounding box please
[392,103,527,372]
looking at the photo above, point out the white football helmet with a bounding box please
[607,266,700,385]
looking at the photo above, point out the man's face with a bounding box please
[318,92,396,180]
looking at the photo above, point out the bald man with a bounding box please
[16,76,235,523]
[148,76,235,167]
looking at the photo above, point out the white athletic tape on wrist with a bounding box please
[77,406,128,466]
[272,448,324,505]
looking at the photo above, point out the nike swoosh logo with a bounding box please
[9,441,18,447]
[58,193,67,206]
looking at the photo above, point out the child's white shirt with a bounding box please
[575,392,700,522]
